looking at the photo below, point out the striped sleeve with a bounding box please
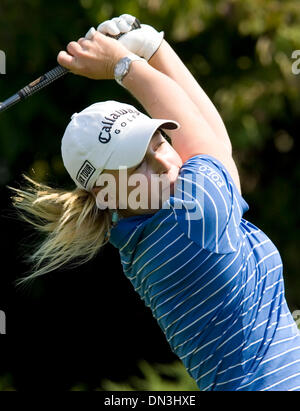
[165,155,249,254]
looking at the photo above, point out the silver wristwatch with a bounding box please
[114,55,145,87]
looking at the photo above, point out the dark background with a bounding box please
[0,0,299,390]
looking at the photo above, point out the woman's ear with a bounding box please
[94,174,118,211]
[92,185,101,198]
[95,189,110,210]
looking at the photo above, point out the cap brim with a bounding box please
[103,118,179,171]
[158,120,179,130]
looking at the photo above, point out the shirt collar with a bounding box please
[109,213,153,252]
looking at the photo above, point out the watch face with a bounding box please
[115,60,128,77]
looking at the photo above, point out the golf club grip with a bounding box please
[18,65,69,99]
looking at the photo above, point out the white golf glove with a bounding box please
[95,14,164,61]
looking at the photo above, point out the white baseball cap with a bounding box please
[61,101,179,191]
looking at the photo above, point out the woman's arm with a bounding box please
[96,16,231,153]
[149,40,232,154]
[57,32,241,193]
[122,60,241,193]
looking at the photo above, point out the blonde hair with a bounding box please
[8,175,111,287]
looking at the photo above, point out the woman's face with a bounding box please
[93,130,182,217]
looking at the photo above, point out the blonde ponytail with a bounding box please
[8,175,111,287]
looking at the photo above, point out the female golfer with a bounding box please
[11,15,300,391]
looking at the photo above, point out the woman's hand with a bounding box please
[57,31,130,79]
[97,14,164,61]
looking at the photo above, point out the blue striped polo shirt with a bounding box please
[109,154,300,391]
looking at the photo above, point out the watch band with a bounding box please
[114,55,145,87]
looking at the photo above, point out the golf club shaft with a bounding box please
[0,18,141,113]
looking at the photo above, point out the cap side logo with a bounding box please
[76,160,96,188]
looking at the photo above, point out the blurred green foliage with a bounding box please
[0,0,299,390]
[0,374,15,391]
[71,360,199,391]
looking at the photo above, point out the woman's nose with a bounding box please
[150,152,169,175]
